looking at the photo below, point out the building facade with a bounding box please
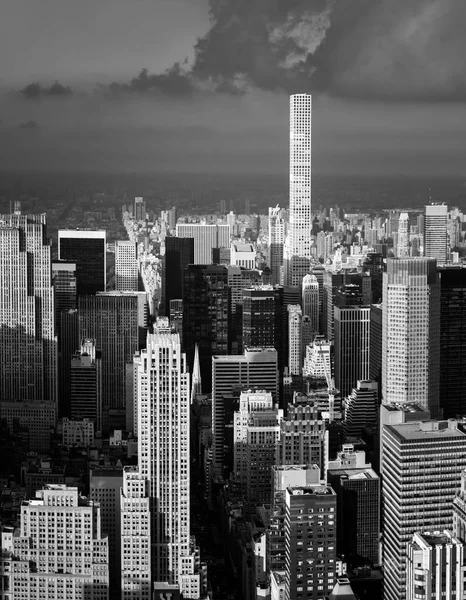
[58,229,106,296]
[115,241,138,292]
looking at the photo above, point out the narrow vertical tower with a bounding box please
[284,94,312,287]
[191,343,203,403]
[136,319,199,591]
[0,213,57,403]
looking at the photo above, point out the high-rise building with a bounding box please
[242,285,283,365]
[453,470,466,541]
[284,94,312,287]
[439,266,466,417]
[78,292,141,430]
[381,419,466,600]
[120,467,152,599]
[288,305,303,376]
[212,347,279,474]
[327,445,380,566]
[134,323,201,592]
[230,242,256,269]
[59,308,79,417]
[334,305,371,399]
[0,213,57,404]
[406,531,466,600]
[303,336,332,381]
[0,484,109,599]
[233,390,283,506]
[134,196,146,221]
[396,212,410,257]
[183,265,230,386]
[382,258,440,415]
[115,240,138,291]
[284,485,337,600]
[343,380,378,439]
[227,211,236,237]
[268,206,286,285]
[175,223,230,265]
[90,468,123,595]
[58,229,106,296]
[163,237,194,317]
[70,338,103,430]
[424,203,448,263]
[302,274,319,336]
[52,260,77,335]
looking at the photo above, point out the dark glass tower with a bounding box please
[163,236,194,316]
[439,266,466,417]
[58,230,106,296]
[183,264,230,389]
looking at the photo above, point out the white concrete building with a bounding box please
[230,242,256,269]
[0,485,109,600]
[175,223,230,264]
[115,240,138,291]
[288,305,303,376]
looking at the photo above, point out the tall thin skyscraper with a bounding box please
[268,205,286,285]
[52,260,77,336]
[135,321,200,592]
[115,240,138,291]
[0,213,57,404]
[284,94,312,287]
[163,237,194,316]
[58,229,106,295]
[288,304,303,376]
[396,212,409,257]
[424,203,448,263]
[382,258,440,415]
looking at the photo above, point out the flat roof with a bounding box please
[386,420,466,441]
[330,468,379,480]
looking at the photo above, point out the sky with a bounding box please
[1,0,466,177]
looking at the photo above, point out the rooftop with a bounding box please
[387,419,466,441]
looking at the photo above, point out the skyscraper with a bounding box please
[175,223,230,264]
[0,213,57,404]
[302,274,319,336]
[424,203,448,263]
[58,229,106,295]
[396,212,410,257]
[70,338,103,430]
[381,419,466,600]
[115,240,138,291]
[284,94,312,287]
[242,285,283,361]
[288,304,303,376]
[268,205,286,285]
[382,258,440,415]
[0,484,109,599]
[52,260,77,335]
[135,322,201,592]
[163,237,194,317]
[334,305,371,399]
[134,196,146,221]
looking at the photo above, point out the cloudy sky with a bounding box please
[1,0,466,176]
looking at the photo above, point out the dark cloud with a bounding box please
[112,0,466,102]
[18,120,39,129]
[20,81,72,99]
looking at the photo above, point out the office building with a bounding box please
[230,242,256,269]
[302,274,319,337]
[369,304,382,389]
[70,338,103,431]
[169,299,183,335]
[175,223,230,265]
[406,531,466,600]
[303,336,332,381]
[242,286,283,365]
[183,264,230,386]
[381,419,466,600]
[343,380,378,439]
[59,308,80,417]
[227,210,236,236]
[424,204,448,263]
[0,485,109,600]
[120,467,151,599]
[284,485,337,600]
[115,240,138,291]
[382,258,440,415]
[396,212,409,257]
[323,270,362,341]
[288,305,303,376]
[212,347,279,474]
[327,445,380,565]
[134,196,146,221]
[268,205,286,285]
[284,94,312,287]
[0,213,57,404]
[78,292,141,430]
[61,417,94,448]
[58,229,106,295]
[135,323,201,591]
[453,470,466,541]
[233,390,283,505]
[163,237,194,317]
[439,266,466,417]
[90,468,123,595]
[334,305,370,399]
[52,260,77,335]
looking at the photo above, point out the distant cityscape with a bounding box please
[2,94,466,600]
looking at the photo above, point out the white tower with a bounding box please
[135,320,200,591]
[284,94,312,286]
[288,304,303,376]
[115,240,138,291]
[397,212,410,257]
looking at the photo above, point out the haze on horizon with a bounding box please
[2,0,466,178]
